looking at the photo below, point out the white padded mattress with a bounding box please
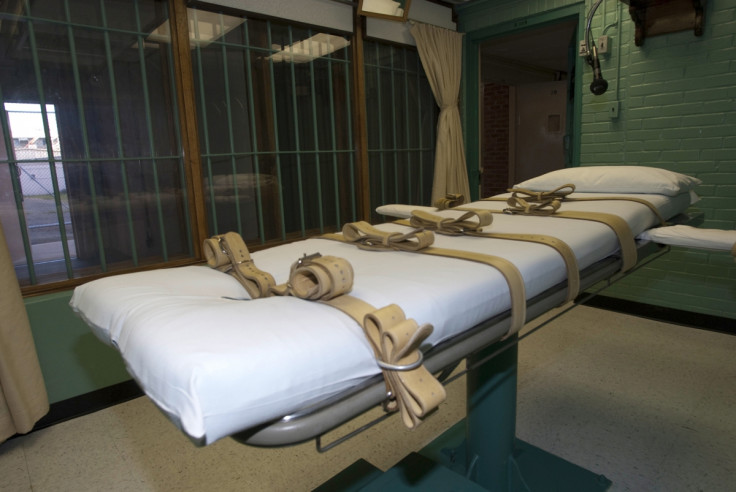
[70,192,691,444]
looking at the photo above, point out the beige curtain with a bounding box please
[0,221,49,443]
[410,22,471,205]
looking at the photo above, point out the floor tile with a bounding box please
[2,307,734,491]
[0,438,31,492]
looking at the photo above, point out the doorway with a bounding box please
[479,19,578,197]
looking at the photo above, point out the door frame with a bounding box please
[461,4,585,201]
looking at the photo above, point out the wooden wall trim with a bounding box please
[170,0,209,256]
[352,14,371,222]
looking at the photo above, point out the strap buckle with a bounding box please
[376,351,424,372]
[296,252,322,266]
[215,236,228,255]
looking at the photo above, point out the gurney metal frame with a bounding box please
[232,207,702,489]
[232,238,667,448]
[228,238,675,490]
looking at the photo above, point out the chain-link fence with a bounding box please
[13,145,71,246]
[15,145,66,196]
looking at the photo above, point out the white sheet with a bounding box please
[70,192,692,444]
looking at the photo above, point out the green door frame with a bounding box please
[460,4,586,201]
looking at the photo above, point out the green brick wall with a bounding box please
[459,0,736,319]
[458,0,580,33]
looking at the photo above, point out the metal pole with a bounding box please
[465,334,518,490]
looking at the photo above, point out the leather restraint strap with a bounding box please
[270,253,354,300]
[481,186,641,272]
[561,196,667,225]
[407,209,492,235]
[528,210,637,272]
[419,247,527,336]
[323,221,435,251]
[434,193,465,210]
[322,222,527,337]
[494,184,575,216]
[364,305,446,429]
[203,232,276,298]
[398,209,580,303]
[204,234,445,428]
[480,201,638,272]
[272,253,446,429]
[483,185,667,225]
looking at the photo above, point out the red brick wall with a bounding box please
[481,83,510,198]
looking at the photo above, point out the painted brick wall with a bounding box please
[459,0,580,33]
[481,83,511,197]
[580,0,736,318]
[459,0,736,319]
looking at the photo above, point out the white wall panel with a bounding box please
[366,0,456,45]
[202,0,455,43]
[202,0,354,32]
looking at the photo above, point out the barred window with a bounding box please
[0,1,436,293]
[189,7,356,244]
[0,0,190,289]
[364,40,437,223]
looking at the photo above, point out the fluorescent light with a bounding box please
[144,9,244,48]
[269,33,350,63]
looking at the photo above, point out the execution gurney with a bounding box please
[70,166,726,487]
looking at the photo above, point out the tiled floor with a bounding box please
[1,306,734,491]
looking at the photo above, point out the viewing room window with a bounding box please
[0,0,438,293]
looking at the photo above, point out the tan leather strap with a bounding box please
[541,211,637,272]
[204,232,276,298]
[202,236,231,272]
[434,193,465,210]
[268,255,398,410]
[323,221,435,251]
[472,231,579,302]
[504,184,576,216]
[481,206,638,272]
[398,209,580,303]
[364,305,446,429]
[419,247,527,336]
[732,241,736,261]
[509,184,576,202]
[271,253,354,301]
[483,188,641,272]
[483,192,667,225]
[408,209,493,235]
[278,254,445,428]
[562,196,667,225]
[204,233,445,428]
[323,223,527,337]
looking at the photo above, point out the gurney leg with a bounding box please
[422,334,612,491]
[465,335,518,489]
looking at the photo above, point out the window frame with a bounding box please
[2,0,437,296]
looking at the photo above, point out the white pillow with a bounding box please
[514,166,701,196]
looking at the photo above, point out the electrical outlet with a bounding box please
[608,101,619,119]
[597,35,609,54]
[579,40,588,57]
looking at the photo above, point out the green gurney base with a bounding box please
[315,339,612,492]
[314,431,611,491]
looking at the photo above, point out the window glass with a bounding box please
[364,40,437,223]
[0,0,191,287]
[189,7,356,242]
[0,1,434,292]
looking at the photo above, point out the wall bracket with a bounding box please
[622,0,705,47]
